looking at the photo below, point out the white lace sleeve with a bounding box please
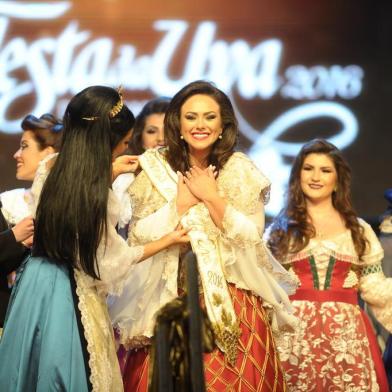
[112,173,135,229]
[359,219,392,332]
[109,198,180,345]
[221,199,265,248]
[130,199,180,243]
[94,191,144,296]
[219,153,269,248]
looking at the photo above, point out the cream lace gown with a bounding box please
[109,150,298,391]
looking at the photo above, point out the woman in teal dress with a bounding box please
[0,86,189,391]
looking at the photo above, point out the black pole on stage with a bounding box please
[185,251,206,392]
[150,251,209,392]
[155,322,173,392]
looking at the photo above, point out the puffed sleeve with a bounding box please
[93,190,144,296]
[220,153,270,247]
[359,219,392,332]
[128,170,180,244]
[112,173,135,229]
[108,171,181,344]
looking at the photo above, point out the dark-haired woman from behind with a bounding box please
[267,138,391,391]
[0,86,189,392]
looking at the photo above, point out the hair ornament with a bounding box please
[82,86,123,121]
[82,116,99,121]
[109,86,124,118]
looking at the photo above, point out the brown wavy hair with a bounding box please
[128,97,171,155]
[268,138,368,261]
[164,80,237,173]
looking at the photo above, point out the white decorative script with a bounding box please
[0,1,364,214]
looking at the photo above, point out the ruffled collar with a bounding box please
[286,230,359,264]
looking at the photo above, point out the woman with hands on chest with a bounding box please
[109,80,298,392]
[175,94,225,227]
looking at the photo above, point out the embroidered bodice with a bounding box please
[108,150,298,349]
[283,219,392,332]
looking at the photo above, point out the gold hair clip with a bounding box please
[82,116,99,121]
[109,86,123,118]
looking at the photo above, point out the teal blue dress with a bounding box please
[0,256,89,391]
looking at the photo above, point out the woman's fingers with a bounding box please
[177,171,184,183]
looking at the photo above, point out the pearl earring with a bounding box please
[180,135,184,140]
[218,134,223,139]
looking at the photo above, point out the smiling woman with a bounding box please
[1,114,62,227]
[0,113,62,327]
[109,80,298,391]
[179,94,223,162]
[13,114,63,181]
[1,114,63,226]
[267,139,391,391]
[301,153,338,203]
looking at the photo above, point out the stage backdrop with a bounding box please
[0,0,391,218]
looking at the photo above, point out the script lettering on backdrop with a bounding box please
[0,1,364,213]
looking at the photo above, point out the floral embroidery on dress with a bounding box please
[278,218,390,391]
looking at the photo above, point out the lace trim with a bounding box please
[256,243,299,291]
[361,263,383,276]
[286,248,360,265]
[160,248,180,304]
[218,152,271,214]
[30,153,58,214]
[119,333,152,350]
[102,245,145,298]
[221,204,261,248]
[74,269,99,391]
[287,267,301,289]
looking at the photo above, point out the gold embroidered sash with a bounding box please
[139,150,240,365]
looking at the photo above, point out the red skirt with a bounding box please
[122,285,287,392]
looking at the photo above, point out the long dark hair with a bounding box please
[33,86,135,279]
[268,138,368,261]
[128,97,171,155]
[21,113,63,151]
[164,80,238,173]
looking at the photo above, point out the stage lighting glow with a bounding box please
[0,2,365,215]
[246,101,358,214]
